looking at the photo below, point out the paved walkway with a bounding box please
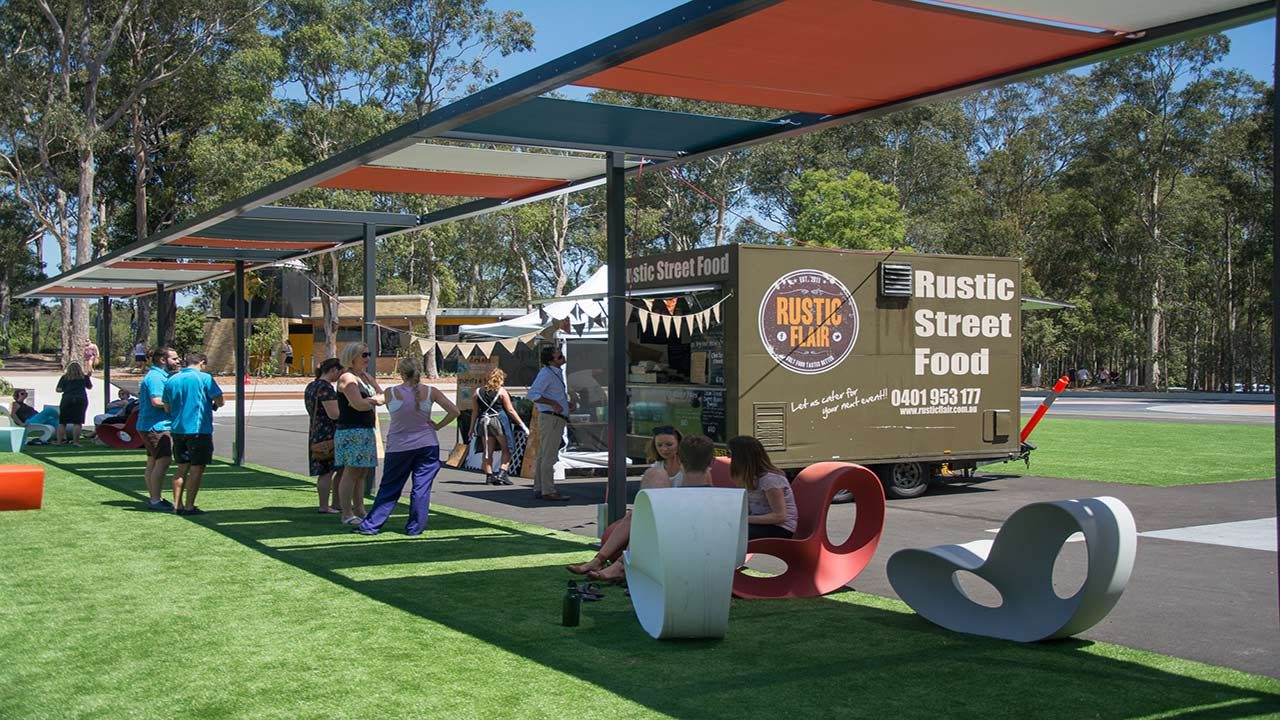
[209,413,1280,680]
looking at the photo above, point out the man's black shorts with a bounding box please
[173,433,214,466]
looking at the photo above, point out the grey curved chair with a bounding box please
[886,496,1136,642]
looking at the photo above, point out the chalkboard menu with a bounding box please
[691,324,725,386]
[699,390,726,441]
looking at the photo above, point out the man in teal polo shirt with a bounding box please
[162,352,224,515]
[138,347,180,511]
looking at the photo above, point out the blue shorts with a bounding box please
[335,427,378,468]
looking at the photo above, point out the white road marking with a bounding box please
[1139,518,1276,552]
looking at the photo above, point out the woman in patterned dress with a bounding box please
[305,358,344,514]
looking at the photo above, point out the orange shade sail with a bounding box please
[106,260,238,272]
[577,0,1119,114]
[317,166,568,198]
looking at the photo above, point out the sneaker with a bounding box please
[146,499,174,511]
[182,507,206,516]
[353,526,378,535]
[498,470,513,486]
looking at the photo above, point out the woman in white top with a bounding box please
[566,426,684,578]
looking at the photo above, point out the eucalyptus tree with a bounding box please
[0,0,252,361]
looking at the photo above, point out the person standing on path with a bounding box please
[282,339,294,376]
[55,362,92,446]
[527,345,572,501]
[356,357,458,536]
[163,352,224,515]
[83,341,100,372]
[305,358,344,514]
[138,347,180,511]
[133,341,148,372]
[335,342,383,526]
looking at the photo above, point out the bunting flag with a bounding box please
[641,298,654,311]
[663,298,678,314]
[538,307,549,324]
[691,313,702,336]
[499,337,521,354]
[476,341,496,358]
[623,304,634,324]
[712,304,721,324]
[572,322,585,336]
[436,341,457,357]
[455,342,476,357]
[661,314,673,338]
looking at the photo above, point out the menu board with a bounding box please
[692,325,725,386]
[699,390,726,441]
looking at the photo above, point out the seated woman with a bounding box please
[567,433,716,584]
[727,435,798,540]
[9,389,59,430]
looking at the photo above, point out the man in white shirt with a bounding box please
[526,345,572,501]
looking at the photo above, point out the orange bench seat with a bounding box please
[0,464,44,511]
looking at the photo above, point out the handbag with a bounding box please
[310,439,335,461]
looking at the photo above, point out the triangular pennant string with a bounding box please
[712,304,721,325]
[499,338,520,354]
[476,341,496,358]
[642,298,654,311]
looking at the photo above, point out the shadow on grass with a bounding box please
[30,448,1280,720]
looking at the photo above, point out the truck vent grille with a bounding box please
[753,403,786,451]
[879,262,913,298]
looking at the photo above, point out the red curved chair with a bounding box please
[97,408,143,450]
[711,458,886,599]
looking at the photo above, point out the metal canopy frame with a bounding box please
[15,1,1277,561]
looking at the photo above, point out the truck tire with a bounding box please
[878,462,931,499]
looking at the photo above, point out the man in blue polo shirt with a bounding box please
[162,352,224,515]
[138,347,180,511]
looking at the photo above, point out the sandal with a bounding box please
[571,581,605,601]
[566,557,605,575]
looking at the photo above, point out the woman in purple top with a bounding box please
[355,356,458,536]
[728,435,798,540]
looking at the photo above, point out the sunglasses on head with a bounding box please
[651,426,677,436]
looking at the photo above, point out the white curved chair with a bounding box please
[623,487,747,640]
[886,496,1136,642]
[0,407,54,445]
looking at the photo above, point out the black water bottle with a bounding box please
[561,583,582,627]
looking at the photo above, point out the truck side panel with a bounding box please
[735,246,1021,468]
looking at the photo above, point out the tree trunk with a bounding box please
[0,271,10,356]
[323,254,339,358]
[424,233,439,380]
[69,145,97,368]
[133,107,152,346]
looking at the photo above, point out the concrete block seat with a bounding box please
[0,426,25,452]
[0,464,45,511]
[886,496,1136,642]
[623,487,747,640]
[710,458,886,599]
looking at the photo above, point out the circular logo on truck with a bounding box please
[758,269,858,375]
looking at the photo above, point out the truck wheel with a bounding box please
[879,462,931,499]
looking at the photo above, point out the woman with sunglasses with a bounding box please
[728,435,797,540]
[334,343,384,526]
[566,425,685,578]
[9,388,58,431]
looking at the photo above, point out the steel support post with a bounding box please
[363,223,378,356]
[605,152,629,524]
[234,261,247,466]
[1271,0,1278,618]
[155,283,168,346]
[101,297,112,409]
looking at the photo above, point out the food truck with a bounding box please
[623,244,1023,498]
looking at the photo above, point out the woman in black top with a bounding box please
[56,361,92,446]
[334,343,383,526]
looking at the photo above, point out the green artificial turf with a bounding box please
[3,448,1279,719]
[1015,418,1274,486]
